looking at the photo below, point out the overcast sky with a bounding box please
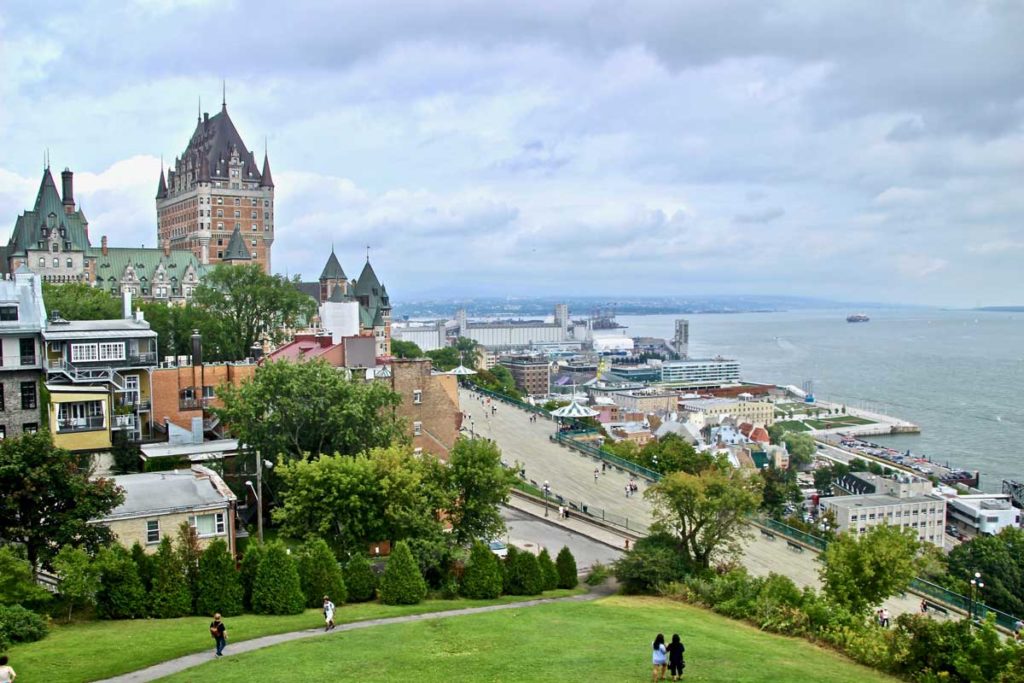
[1,1,1022,307]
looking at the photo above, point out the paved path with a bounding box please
[97,586,614,683]
[501,505,624,568]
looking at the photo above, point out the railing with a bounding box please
[552,431,662,482]
[509,473,649,534]
[754,516,1023,631]
[112,414,136,430]
[56,415,106,433]
[0,354,39,368]
[127,351,158,365]
[47,358,126,391]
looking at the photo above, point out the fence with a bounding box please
[551,432,662,482]
[755,516,1023,631]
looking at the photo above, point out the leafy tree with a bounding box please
[53,546,100,622]
[425,346,461,371]
[506,550,543,596]
[555,546,578,589]
[645,467,763,570]
[848,457,869,472]
[197,539,243,617]
[782,432,816,468]
[536,548,559,591]
[297,538,347,608]
[946,527,1024,615]
[109,429,141,475]
[502,546,520,595]
[379,541,427,605]
[214,359,405,463]
[274,446,445,556]
[613,533,688,594]
[638,433,715,475]
[239,541,266,611]
[0,432,123,569]
[130,542,154,591]
[96,545,147,619]
[252,541,305,615]
[42,282,120,320]
[759,465,801,516]
[474,366,521,400]
[390,339,424,359]
[192,264,317,360]
[344,554,378,603]
[176,522,203,613]
[766,423,785,445]
[444,437,515,547]
[0,546,50,606]
[461,542,503,599]
[819,524,921,615]
[149,537,192,618]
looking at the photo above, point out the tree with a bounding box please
[344,554,378,603]
[819,524,921,615]
[192,264,317,360]
[297,538,347,608]
[444,438,515,547]
[53,546,100,622]
[0,432,123,569]
[759,466,801,517]
[424,346,461,371]
[390,340,424,359]
[239,542,267,611]
[214,359,405,463]
[555,546,578,589]
[645,467,763,570]
[252,542,305,615]
[0,546,50,606]
[176,522,203,613]
[379,541,427,605]
[536,548,559,591]
[946,527,1024,615]
[42,282,120,320]
[505,550,543,596]
[613,533,688,594]
[782,432,816,468]
[130,542,154,591]
[766,423,785,445]
[149,537,192,618]
[109,429,141,475]
[197,539,243,617]
[639,433,715,475]
[96,546,147,619]
[461,542,503,599]
[274,446,445,556]
[502,546,520,595]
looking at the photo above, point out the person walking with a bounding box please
[1014,619,1023,642]
[881,608,890,628]
[0,655,16,683]
[651,633,668,682]
[667,634,685,681]
[323,595,336,631]
[594,468,600,483]
[209,613,227,657]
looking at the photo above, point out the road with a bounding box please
[500,506,623,569]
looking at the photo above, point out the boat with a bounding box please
[846,313,870,323]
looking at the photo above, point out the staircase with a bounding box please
[47,358,128,391]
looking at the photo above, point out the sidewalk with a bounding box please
[97,586,615,683]
[506,492,638,552]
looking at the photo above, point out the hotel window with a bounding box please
[0,306,17,321]
[217,197,223,205]
[146,520,160,544]
[250,210,257,219]
[251,198,257,206]
[413,421,422,436]
[234,198,240,206]
[251,224,257,231]
[217,251,223,259]
[264,200,269,207]
[71,343,98,362]
[217,222,224,230]
[52,258,59,268]
[217,209,223,217]
[193,512,225,537]
[251,239,257,247]
[66,258,73,268]
[20,382,36,410]
[233,210,240,218]
[99,342,125,361]
[413,390,422,404]
[38,257,45,267]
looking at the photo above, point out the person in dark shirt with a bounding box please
[667,633,685,680]
[210,613,227,657]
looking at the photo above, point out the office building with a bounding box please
[659,357,740,388]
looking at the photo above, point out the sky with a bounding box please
[1,1,1022,307]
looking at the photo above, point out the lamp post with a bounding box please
[245,451,273,543]
[969,572,984,624]
[542,480,551,517]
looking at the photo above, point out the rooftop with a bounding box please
[98,466,235,521]
[43,318,156,340]
[825,493,941,508]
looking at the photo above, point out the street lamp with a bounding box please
[542,480,551,517]
[245,452,274,543]
[969,572,984,624]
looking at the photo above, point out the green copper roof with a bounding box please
[6,169,91,256]
[319,249,347,281]
[354,260,381,299]
[222,226,251,261]
[89,246,204,294]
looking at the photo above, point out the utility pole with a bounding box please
[246,450,266,543]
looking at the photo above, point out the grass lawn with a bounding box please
[773,420,810,432]
[7,589,583,683]
[165,595,896,683]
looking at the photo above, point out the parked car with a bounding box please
[488,540,508,558]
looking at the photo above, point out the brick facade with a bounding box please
[151,362,256,432]
[386,359,462,459]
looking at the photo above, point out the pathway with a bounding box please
[97,586,616,683]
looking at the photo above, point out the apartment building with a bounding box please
[0,267,46,439]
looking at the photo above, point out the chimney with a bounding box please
[101,235,108,256]
[162,239,171,257]
[204,112,209,124]
[122,290,132,319]
[61,168,74,213]
[191,329,203,367]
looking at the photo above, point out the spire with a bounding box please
[222,80,227,111]
[319,248,346,281]
[260,150,274,188]
[366,244,371,262]
[222,225,251,262]
[156,165,168,199]
[198,96,201,122]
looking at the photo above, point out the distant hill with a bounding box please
[977,306,1024,313]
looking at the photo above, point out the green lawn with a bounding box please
[164,596,896,683]
[6,590,583,683]
[773,420,811,432]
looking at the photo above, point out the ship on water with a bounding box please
[847,313,870,323]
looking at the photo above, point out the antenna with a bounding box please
[198,96,201,121]
[366,245,371,262]
[222,80,226,109]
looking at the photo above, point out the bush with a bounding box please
[536,548,559,592]
[506,550,543,596]
[176,522,203,614]
[0,545,51,606]
[298,538,347,608]
[0,604,49,647]
[585,562,610,587]
[129,542,154,592]
[197,539,243,617]
[149,537,192,618]
[379,541,427,605]
[252,542,306,615]
[240,541,267,611]
[461,542,503,600]
[53,546,100,623]
[555,546,578,589]
[96,546,147,619]
[502,546,520,595]
[344,554,378,603]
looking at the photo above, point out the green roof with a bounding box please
[89,246,204,295]
[319,249,347,280]
[6,169,91,255]
[222,226,251,261]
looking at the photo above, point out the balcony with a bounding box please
[56,415,106,433]
[127,351,158,366]
[111,413,137,430]
[178,397,214,411]
[0,354,39,369]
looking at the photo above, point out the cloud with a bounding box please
[896,254,948,279]
[733,207,785,224]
